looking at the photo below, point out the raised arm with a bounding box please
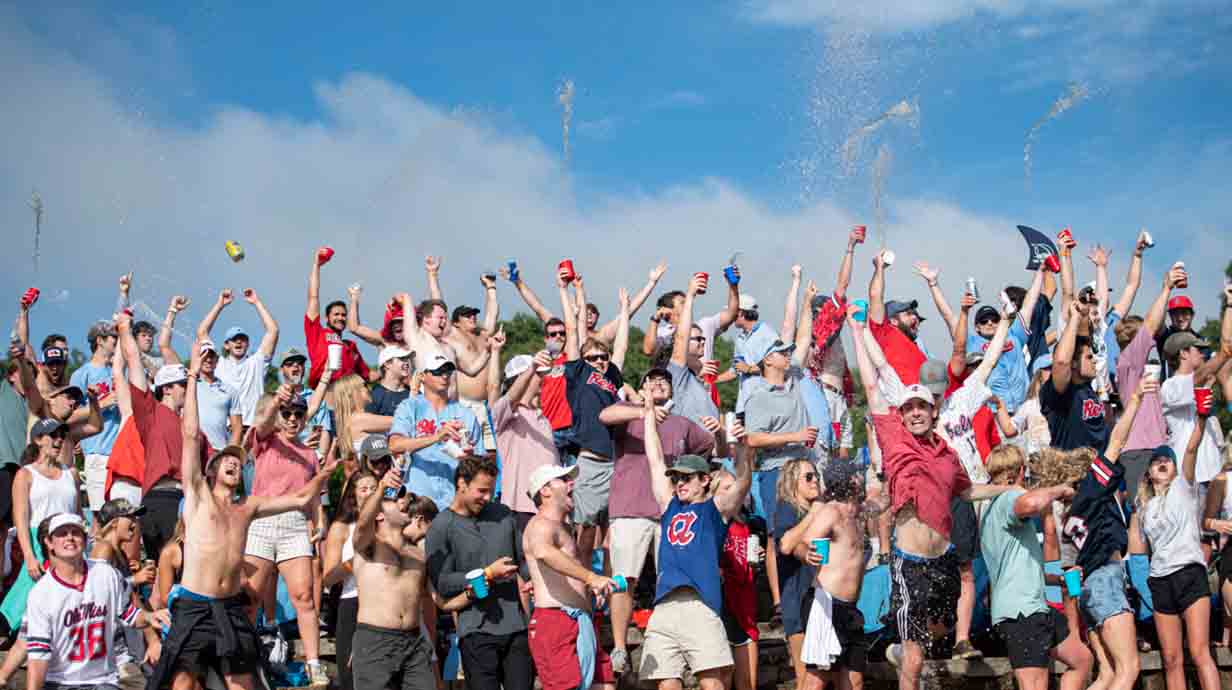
[1018,267,1046,333]
[116,311,148,392]
[512,274,556,323]
[425,256,443,301]
[1181,402,1208,484]
[1144,265,1184,337]
[914,262,958,335]
[1194,283,1232,385]
[562,275,580,361]
[791,281,818,368]
[670,277,702,368]
[196,290,232,341]
[486,336,505,409]
[780,265,802,343]
[1088,245,1111,318]
[116,272,132,312]
[480,274,499,334]
[182,339,206,494]
[848,306,889,415]
[867,250,889,324]
[714,426,752,519]
[970,306,1014,386]
[16,297,30,359]
[1012,484,1076,519]
[252,386,289,440]
[1107,377,1153,462]
[352,471,399,555]
[111,339,132,419]
[717,269,741,331]
[1111,235,1147,318]
[1050,301,1082,395]
[573,276,591,344]
[643,389,673,510]
[948,293,974,378]
[598,261,665,342]
[305,362,335,421]
[346,286,385,347]
[307,247,326,320]
[611,289,631,372]
[244,289,280,358]
[1058,231,1076,309]
[158,296,187,366]
[835,226,864,299]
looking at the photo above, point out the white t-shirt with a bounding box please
[1160,372,1225,483]
[654,313,723,359]
[216,352,272,426]
[937,380,993,485]
[1010,398,1052,457]
[1141,472,1205,578]
[24,561,139,686]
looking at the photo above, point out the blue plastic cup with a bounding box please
[852,299,869,323]
[1063,567,1082,597]
[812,538,831,565]
[723,265,740,286]
[506,260,519,283]
[612,574,628,593]
[467,569,489,599]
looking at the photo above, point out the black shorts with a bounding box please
[721,606,751,646]
[351,623,434,690]
[949,498,978,563]
[1220,539,1232,585]
[889,548,960,645]
[829,598,868,673]
[1148,562,1210,616]
[166,593,260,681]
[994,609,1069,669]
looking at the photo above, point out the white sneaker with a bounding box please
[307,661,329,687]
[610,648,629,675]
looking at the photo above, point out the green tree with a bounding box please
[1198,259,1232,433]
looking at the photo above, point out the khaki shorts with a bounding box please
[458,397,496,452]
[610,518,659,580]
[244,511,312,563]
[83,454,109,511]
[639,589,733,680]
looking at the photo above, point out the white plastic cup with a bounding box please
[747,534,761,565]
[724,412,738,438]
[327,343,343,369]
[880,249,895,266]
[1144,363,1161,383]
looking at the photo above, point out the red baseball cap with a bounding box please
[1167,296,1194,312]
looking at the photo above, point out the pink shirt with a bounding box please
[1115,326,1167,451]
[873,411,971,540]
[246,430,317,498]
[491,397,558,515]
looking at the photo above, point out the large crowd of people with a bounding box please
[0,227,1229,690]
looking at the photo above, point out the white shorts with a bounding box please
[458,397,496,452]
[83,454,109,511]
[244,511,313,563]
[108,479,142,506]
[639,589,733,680]
[609,518,659,581]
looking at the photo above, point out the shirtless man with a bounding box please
[349,471,438,690]
[396,291,492,397]
[785,461,888,690]
[148,338,340,690]
[441,272,500,452]
[523,464,617,690]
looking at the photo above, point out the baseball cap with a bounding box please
[378,346,412,368]
[97,498,146,527]
[901,384,935,407]
[48,384,84,404]
[758,339,795,364]
[48,513,86,536]
[360,435,394,462]
[223,326,248,342]
[198,340,219,356]
[526,464,579,500]
[974,306,999,323]
[451,305,481,322]
[1167,296,1194,312]
[503,354,534,380]
[666,454,711,477]
[154,364,188,388]
[810,294,831,312]
[1031,353,1053,376]
[738,294,758,311]
[30,418,64,439]
[277,348,308,367]
[1163,332,1209,359]
[1150,445,1177,465]
[886,300,924,320]
[205,445,245,473]
[42,346,68,364]
[917,359,949,397]
[421,352,456,373]
[822,459,862,491]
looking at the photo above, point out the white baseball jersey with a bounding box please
[24,561,138,686]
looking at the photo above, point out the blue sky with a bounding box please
[2,1,1230,356]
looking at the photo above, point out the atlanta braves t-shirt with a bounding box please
[656,497,728,615]
[1040,378,1108,453]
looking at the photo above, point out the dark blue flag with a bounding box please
[1017,225,1058,270]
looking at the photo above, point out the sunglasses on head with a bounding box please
[280,407,307,420]
[584,353,610,363]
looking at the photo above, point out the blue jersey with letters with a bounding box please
[655,497,727,614]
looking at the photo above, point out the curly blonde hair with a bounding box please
[1028,447,1094,490]
[776,458,817,517]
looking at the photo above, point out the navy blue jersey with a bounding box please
[1062,454,1128,575]
[655,497,728,614]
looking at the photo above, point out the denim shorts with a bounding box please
[1079,560,1131,628]
[752,468,780,531]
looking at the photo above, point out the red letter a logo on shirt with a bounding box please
[667,512,698,546]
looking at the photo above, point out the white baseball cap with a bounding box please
[420,351,456,373]
[48,513,86,536]
[901,384,935,407]
[738,294,758,311]
[154,364,189,388]
[378,346,413,368]
[504,354,534,380]
[526,464,579,501]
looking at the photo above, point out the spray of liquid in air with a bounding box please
[557,79,576,164]
[871,144,892,248]
[29,192,44,276]
[840,97,918,171]
[1023,82,1090,190]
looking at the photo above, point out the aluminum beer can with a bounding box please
[224,240,245,262]
[747,534,761,565]
[965,277,979,300]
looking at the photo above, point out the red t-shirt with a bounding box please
[304,314,370,387]
[868,316,926,386]
[872,411,971,540]
[539,353,572,432]
[129,383,208,492]
[973,406,1000,463]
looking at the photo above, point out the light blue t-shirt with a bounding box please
[196,378,239,450]
[798,373,835,454]
[69,363,120,456]
[979,488,1048,624]
[967,320,1029,414]
[732,322,780,413]
[390,395,486,510]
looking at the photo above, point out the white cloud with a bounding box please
[1,7,1228,360]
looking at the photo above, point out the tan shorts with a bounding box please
[639,589,733,680]
[609,518,659,580]
[244,511,312,563]
[458,397,496,452]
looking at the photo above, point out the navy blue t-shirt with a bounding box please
[1040,378,1108,453]
[564,359,623,458]
[774,502,817,630]
[366,384,409,417]
[656,497,727,614]
[1063,454,1128,575]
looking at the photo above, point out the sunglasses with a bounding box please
[584,353,610,363]
[688,336,706,343]
[280,407,307,420]
[669,472,702,484]
[976,317,998,326]
[546,330,566,338]
[47,429,69,440]
[803,472,818,482]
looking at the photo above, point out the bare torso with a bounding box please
[893,503,951,559]
[524,515,590,611]
[354,531,428,630]
[813,502,867,602]
[449,330,490,401]
[180,495,256,598]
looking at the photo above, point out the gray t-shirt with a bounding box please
[425,502,528,638]
[744,367,810,472]
[1141,471,1205,578]
[667,362,718,429]
[980,488,1048,624]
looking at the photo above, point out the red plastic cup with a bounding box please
[558,260,576,283]
[20,288,40,308]
[1043,254,1061,273]
[853,225,867,242]
[694,272,709,294]
[1195,387,1214,416]
[1057,227,1074,247]
[317,247,335,265]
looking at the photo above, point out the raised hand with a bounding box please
[912,261,939,284]
[960,292,977,312]
[243,288,259,304]
[170,296,190,313]
[618,288,630,313]
[804,280,818,304]
[849,225,867,246]
[791,265,803,280]
[479,272,497,290]
[1087,245,1109,267]
[425,255,441,274]
[489,326,507,351]
[219,289,234,306]
[119,272,133,295]
[347,284,362,301]
[650,261,667,282]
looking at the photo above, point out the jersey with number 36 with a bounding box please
[24,562,138,685]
